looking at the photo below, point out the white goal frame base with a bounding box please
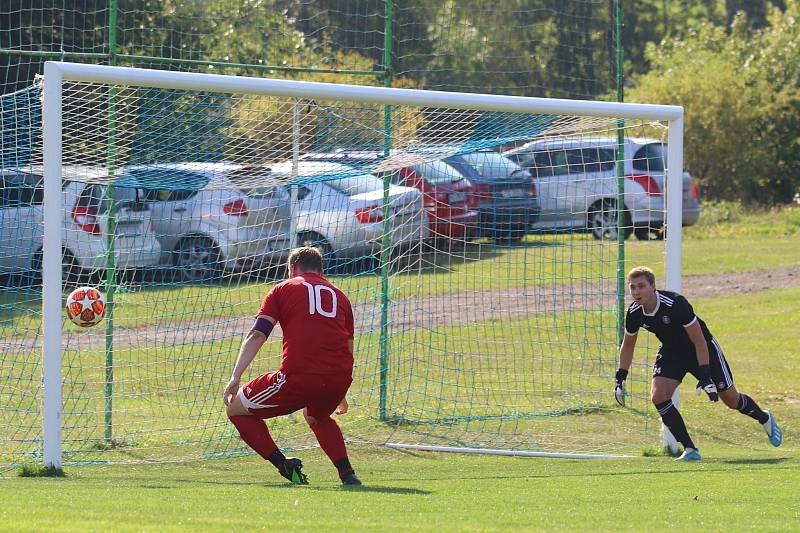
[385,443,631,459]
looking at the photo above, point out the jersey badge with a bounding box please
[662,316,671,324]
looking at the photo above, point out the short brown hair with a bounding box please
[627,266,656,285]
[288,246,324,274]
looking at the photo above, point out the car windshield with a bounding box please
[0,171,44,207]
[325,174,386,196]
[411,161,464,185]
[228,166,288,198]
[632,143,667,172]
[75,184,142,214]
[123,168,210,202]
[461,152,525,177]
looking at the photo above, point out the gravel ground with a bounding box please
[3,266,798,353]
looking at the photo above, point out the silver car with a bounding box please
[267,161,429,261]
[119,163,291,281]
[0,166,162,283]
[504,137,700,240]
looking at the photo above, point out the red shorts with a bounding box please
[238,371,352,420]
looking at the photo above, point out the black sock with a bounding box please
[736,394,769,424]
[267,448,287,469]
[334,457,354,478]
[655,400,696,450]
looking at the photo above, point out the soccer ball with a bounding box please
[65,286,107,327]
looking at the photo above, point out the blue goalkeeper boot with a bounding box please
[674,448,702,462]
[763,411,783,447]
[279,457,309,485]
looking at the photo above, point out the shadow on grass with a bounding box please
[141,476,430,495]
[721,457,790,465]
[139,479,433,496]
[281,484,432,495]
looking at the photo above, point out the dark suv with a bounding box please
[445,151,540,242]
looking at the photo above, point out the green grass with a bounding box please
[2,206,799,530]
[3,286,799,530]
[684,201,800,239]
[1,230,797,336]
[3,446,799,532]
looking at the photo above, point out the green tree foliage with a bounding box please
[227,50,425,162]
[628,2,800,204]
[622,0,786,77]
[404,0,611,97]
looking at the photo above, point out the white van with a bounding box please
[504,137,700,240]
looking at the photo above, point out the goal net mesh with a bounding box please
[0,76,673,469]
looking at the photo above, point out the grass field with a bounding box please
[4,444,799,532]
[2,207,799,531]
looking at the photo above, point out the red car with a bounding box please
[392,160,478,241]
[300,151,478,243]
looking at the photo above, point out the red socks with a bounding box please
[230,413,354,478]
[228,415,280,462]
[310,416,349,469]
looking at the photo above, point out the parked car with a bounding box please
[118,163,292,281]
[0,165,162,284]
[503,137,700,240]
[265,161,429,263]
[625,139,701,231]
[444,151,540,242]
[300,150,478,244]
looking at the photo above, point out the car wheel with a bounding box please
[588,200,632,241]
[297,232,336,271]
[172,236,222,282]
[634,227,665,241]
[30,248,82,287]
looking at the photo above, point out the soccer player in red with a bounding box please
[223,246,360,485]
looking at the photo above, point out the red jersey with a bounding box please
[257,272,354,376]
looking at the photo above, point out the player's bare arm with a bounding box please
[223,315,275,406]
[684,319,718,401]
[614,333,637,406]
[619,332,637,371]
[684,320,709,366]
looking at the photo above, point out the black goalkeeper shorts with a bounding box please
[652,338,734,391]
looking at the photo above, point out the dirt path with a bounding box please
[682,266,799,297]
[3,266,798,353]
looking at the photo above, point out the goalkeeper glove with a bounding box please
[614,368,628,406]
[695,365,719,402]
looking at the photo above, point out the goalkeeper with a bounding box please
[223,247,360,485]
[614,266,782,461]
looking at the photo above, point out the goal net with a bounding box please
[1,63,685,470]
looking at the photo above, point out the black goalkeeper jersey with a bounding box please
[625,290,714,357]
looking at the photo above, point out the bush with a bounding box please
[628,2,800,205]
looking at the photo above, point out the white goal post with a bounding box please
[41,61,684,468]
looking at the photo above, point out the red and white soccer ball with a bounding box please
[65,286,107,327]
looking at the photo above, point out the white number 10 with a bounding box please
[302,282,337,318]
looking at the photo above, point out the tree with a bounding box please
[628,3,800,204]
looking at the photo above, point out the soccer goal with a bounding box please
[8,62,686,470]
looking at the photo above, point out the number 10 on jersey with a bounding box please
[302,282,338,318]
